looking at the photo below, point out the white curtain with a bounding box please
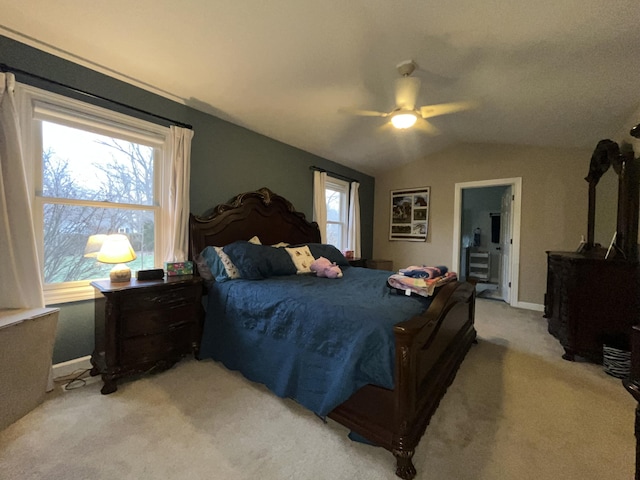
[347,181,361,258]
[0,73,44,309]
[313,170,327,243]
[162,125,194,262]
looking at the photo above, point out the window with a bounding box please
[18,85,171,304]
[325,177,349,251]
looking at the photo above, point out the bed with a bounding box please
[189,187,476,479]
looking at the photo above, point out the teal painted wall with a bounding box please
[1,35,375,363]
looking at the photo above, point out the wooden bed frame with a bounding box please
[189,187,477,479]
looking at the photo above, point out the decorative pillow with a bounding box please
[223,241,296,279]
[200,245,241,282]
[285,245,315,274]
[215,246,242,280]
[299,243,350,266]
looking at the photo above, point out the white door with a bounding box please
[498,187,512,302]
[453,178,521,307]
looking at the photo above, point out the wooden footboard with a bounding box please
[328,281,476,479]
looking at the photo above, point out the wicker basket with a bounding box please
[603,345,631,379]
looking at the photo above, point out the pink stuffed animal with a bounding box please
[310,256,343,278]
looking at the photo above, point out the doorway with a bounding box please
[452,178,522,307]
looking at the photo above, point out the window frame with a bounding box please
[17,84,172,304]
[325,177,350,251]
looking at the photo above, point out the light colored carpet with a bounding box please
[0,299,635,479]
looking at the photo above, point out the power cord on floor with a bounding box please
[57,362,174,392]
[62,368,92,391]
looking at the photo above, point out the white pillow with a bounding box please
[248,235,262,245]
[285,245,315,274]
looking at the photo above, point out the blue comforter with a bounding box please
[199,267,434,416]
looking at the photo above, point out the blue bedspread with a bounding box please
[199,267,434,416]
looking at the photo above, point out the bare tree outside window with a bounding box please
[41,122,156,284]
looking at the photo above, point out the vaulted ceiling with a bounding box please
[2,1,639,174]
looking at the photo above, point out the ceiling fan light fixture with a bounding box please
[391,111,418,129]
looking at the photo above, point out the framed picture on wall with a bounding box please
[390,187,430,241]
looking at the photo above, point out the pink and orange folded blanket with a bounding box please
[387,265,457,297]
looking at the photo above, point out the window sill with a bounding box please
[44,282,100,305]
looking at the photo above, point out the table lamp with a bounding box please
[96,234,137,282]
[83,234,108,258]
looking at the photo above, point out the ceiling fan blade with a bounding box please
[414,119,440,135]
[420,101,477,119]
[395,77,421,109]
[338,107,389,117]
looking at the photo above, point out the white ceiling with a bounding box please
[2,1,640,175]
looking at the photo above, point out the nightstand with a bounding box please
[348,257,367,268]
[366,259,394,271]
[90,276,204,394]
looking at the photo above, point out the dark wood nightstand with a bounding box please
[90,276,204,394]
[348,257,367,268]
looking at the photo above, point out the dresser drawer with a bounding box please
[121,303,198,337]
[120,325,196,366]
[119,286,200,312]
[91,276,203,394]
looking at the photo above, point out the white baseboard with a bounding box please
[52,355,92,379]
[515,301,545,312]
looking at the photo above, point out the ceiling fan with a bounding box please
[340,60,475,133]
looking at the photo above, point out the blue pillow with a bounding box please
[223,241,297,279]
[200,246,241,282]
[302,243,349,266]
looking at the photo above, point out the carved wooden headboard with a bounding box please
[188,187,321,260]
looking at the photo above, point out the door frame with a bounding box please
[452,177,522,307]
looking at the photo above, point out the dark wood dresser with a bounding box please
[545,251,639,362]
[545,138,640,363]
[90,276,203,394]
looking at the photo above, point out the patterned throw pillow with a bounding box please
[285,245,315,274]
[214,246,241,280]
[199,245,241,282]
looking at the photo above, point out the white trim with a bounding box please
[44,282,98,305]
[33,101,167,147]
[325,177,349,251]
[45,285,94,305]
[52,355,92,379]
[515,301,545,312]
[22,85,170,140]
[452,177,522,308]
[0,25,186,105]
[40,197,157,210]
[16,83,171,305]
